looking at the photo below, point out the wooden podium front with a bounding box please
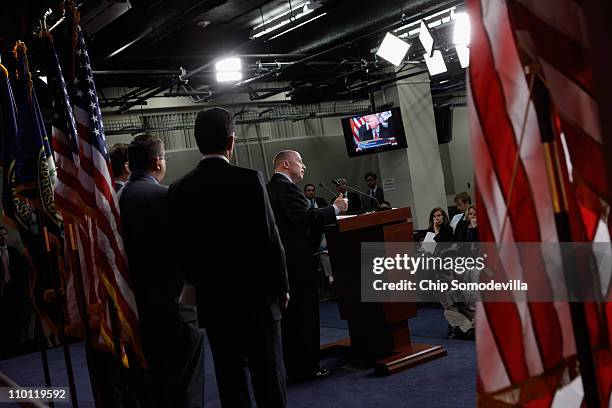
[322,207,446,375]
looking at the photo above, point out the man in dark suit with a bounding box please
[109,143,129,192]
[358,114,391,141]
[364,172,384,210]
[303,184,328,209]
[267,150,347,381]
[0,226,25,358]
[119,134,204,408]
[168,108,289,408]
[334,178,362,214]
[303,184,328,252]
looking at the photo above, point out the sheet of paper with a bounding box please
[336,214,359,220]
[422,232,437,254]
[423,232,436,242]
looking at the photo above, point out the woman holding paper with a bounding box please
[425,207,454,243]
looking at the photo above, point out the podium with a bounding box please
[322,207,446,375]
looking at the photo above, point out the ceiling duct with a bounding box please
[80,0,132,36]
[287,0,461,54]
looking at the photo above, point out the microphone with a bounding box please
[332,179,380,208]
[318,182,337,197]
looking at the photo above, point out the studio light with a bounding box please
[453,11,470,68]
[215,57,241,72]
[215,57,242,82]
[423,50,447,76]
[452,12,470,46]
[456,45,469,68]
[418,20,434,56]
[376,32,411,67]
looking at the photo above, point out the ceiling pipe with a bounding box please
[228,0,462,88]
[113,53,308,61]
[101,0,227,60]
[290,0,460,54]
[115,0,464,112]
[94,69,182,75]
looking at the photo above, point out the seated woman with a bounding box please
[427,207,454,243]
[453,205,478,242]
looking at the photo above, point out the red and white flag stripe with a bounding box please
[469,0,612,405]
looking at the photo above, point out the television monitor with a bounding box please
[341,107,408,157]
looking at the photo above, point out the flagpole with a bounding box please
[531,73,602,407]
[40,221,79,408]
[65,222,106,408]
[35,313,54,408]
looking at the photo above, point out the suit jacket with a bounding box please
[118,173,183,326]
[314,197,328,208]
[453,220,479,242]
[114,180,125,193]
[427,225,454,243]
[267,173,336,285]
[370,186,385,204]
[359,126,391,141]
[0,246,24,297]
[168,158,288,327]
[305,197,328,252]
[362,186,384,211]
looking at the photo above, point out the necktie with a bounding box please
[374,130,379,140]
[309,199,315,209]
[370,189,375,197]
[1,248,10,283]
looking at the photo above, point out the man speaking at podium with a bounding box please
[267,150,348,381]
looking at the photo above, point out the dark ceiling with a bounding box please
[2,0,466,111]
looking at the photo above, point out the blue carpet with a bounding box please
[0,303,476,407]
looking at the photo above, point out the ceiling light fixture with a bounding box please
[250,1,322,39]
[376,32,411,67]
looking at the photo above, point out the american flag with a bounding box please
[45,31,95,340]
[350,116,366,145]
[0,62,30,232]
[468,0,612,406]
[56,25,143,364]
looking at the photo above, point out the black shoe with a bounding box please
[290,367,333,382]
[464,328,475,341]
[453,327,475,341]
[313,366,333,379]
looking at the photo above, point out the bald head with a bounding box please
[273,150,297,169]
[273,150,306,183]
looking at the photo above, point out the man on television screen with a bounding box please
[359,114,391,141]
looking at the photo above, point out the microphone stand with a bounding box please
[341,184,380,208]
[319,182,338,198]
